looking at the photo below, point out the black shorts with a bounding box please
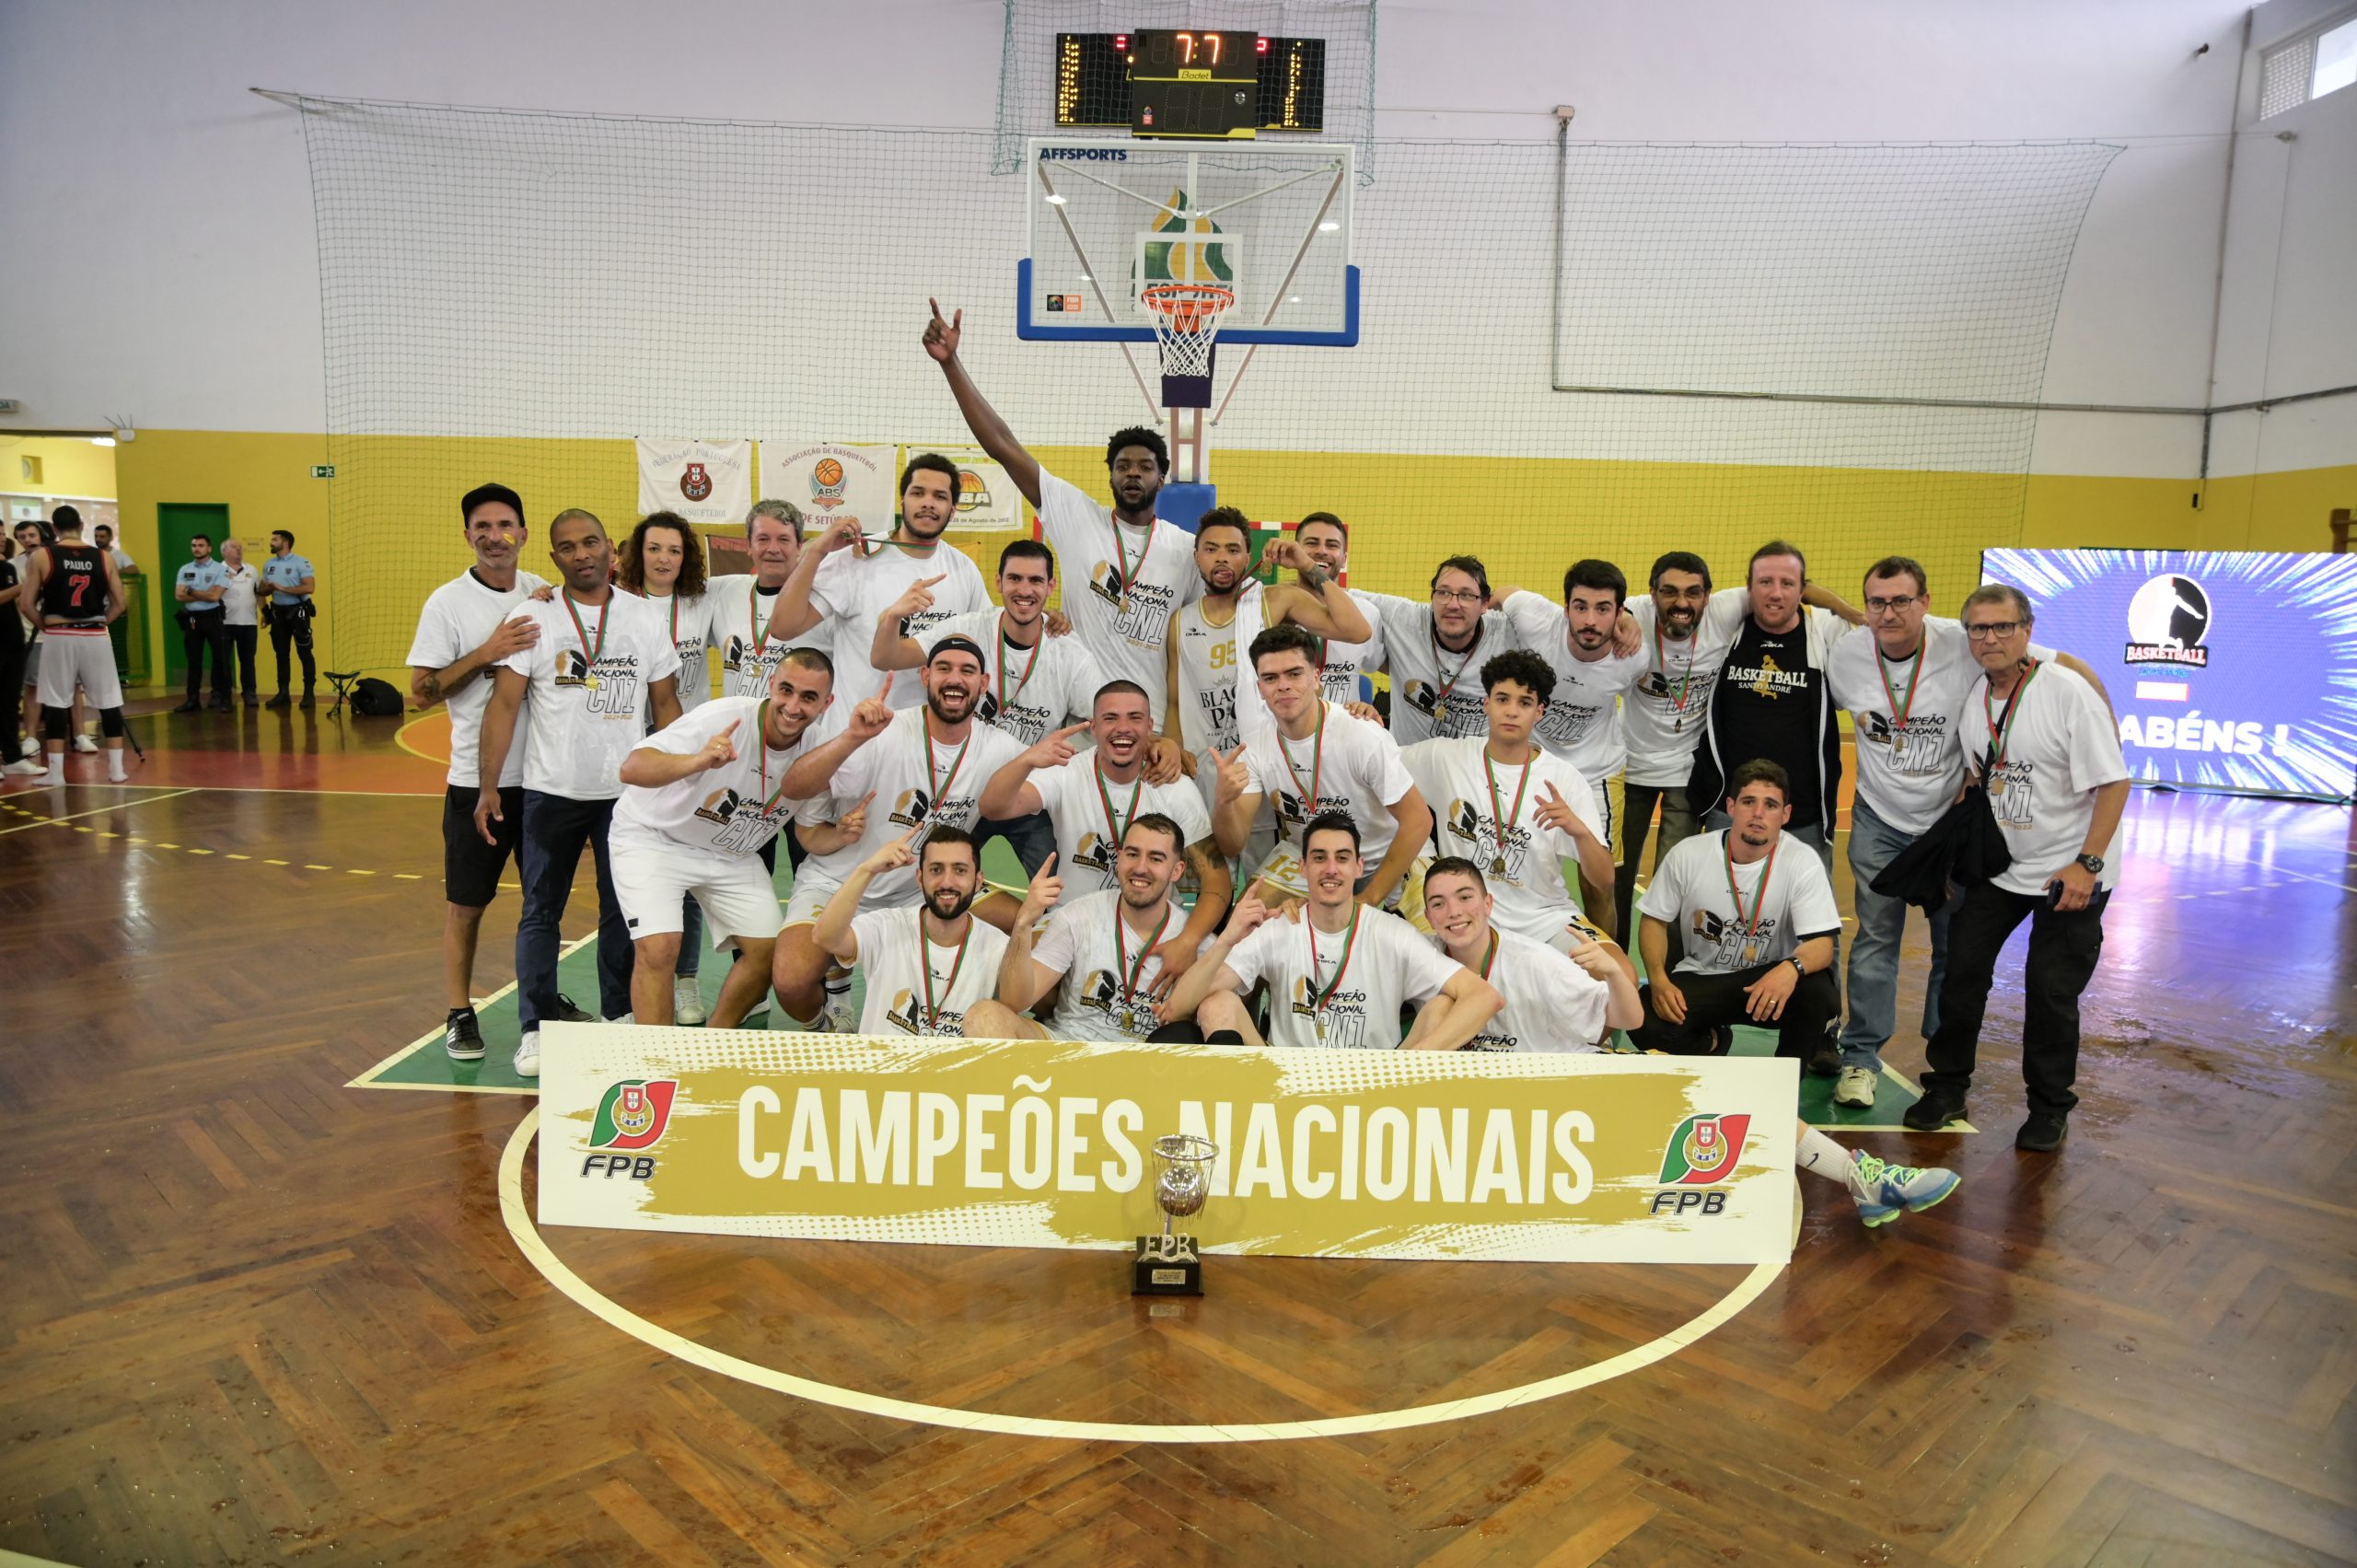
[444,784,525,907]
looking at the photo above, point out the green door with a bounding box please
[156,502,230,685]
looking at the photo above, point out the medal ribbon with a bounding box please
[747,579,772,666]
[1277,704,1327,842]
[1653,620,1700,714]
[1982,658,2040,772]
[1093,755,1143,851]
[1482,747,1533,864]
[1306,906,1363,1014]
[1428,621,1478,714]
[921,712,976,835]
[1106,515,1148,599]
[918,922,973,1030]
[1721,831,1780,941]
[754,700,795,818]
[994,612,1042,716]
[1875,640,1923,731]
[1113,904,1172,1008]
[562,589,608,675]
[1476,930,1500,982]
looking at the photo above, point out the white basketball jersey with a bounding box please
[1170,585,1266,754]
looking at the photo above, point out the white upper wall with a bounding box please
[4,0,2321,479]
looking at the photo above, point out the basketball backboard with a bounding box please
[1017,136,1358,347]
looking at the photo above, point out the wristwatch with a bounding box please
[2074,854,2104,875]
[1786,956,1805,978]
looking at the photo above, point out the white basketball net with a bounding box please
[1141,283,1236,380]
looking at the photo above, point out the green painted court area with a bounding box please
[354,849,1945,1131]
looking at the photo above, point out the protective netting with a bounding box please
[292,94,2116,673]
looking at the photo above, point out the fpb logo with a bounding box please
[589,1079,679,1152]
[680,462,714,503]
[1659,1112,1750,1185]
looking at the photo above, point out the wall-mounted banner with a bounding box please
[536,1026,1797,1265]
[931,447,1022,533]
[635,438,754,528]
[757,441,896,536]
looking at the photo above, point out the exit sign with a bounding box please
[311,464,336,479]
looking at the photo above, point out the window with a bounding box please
[2260,12,2357,118]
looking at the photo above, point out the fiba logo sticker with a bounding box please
[679,463,714,504]
[808,458,848,511]
[583,1079,679,1179]
[2124,575,2211,668]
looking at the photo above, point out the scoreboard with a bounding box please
[1055,30,1329,137]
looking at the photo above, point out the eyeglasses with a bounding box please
[1964,621,2024,639]
[1864,595,1919,614]
[1431,587,1487,605]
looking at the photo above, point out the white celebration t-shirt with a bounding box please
[497,590,681,800]
[638,589,716,711]
[1031,889,1181,1042]
[1028,750,1213,893]
[924,607,1096,747]
[1499,590,1648,782]
[706,575,830,701]
[404,567,549,788]
[1826,618,2057,836]
[1400,737,1603,944]
[1961,660,2129,897]
[846,907,1010,1037]
[807,540,990,711]
[1622,588,1750,787]
[1639,829,1843,977]
[1224,904,1463,1051]
[1362,593,1518,744]
[610,694,840,857]
[1241,701,1416,864]
[1033,470,1200,718]
[1446,928,1610,1052]
[801,703,1030,904]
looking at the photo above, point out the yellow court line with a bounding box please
[499,1111,1788,1445]
[0,787,200,836]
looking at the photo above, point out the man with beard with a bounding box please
[476,508,683,1077]
[964,813,1198,1042]
[1291,513,1387,705]
[1630,760,1842,1065]
[769,453,990,710]
[1421,857,1640,1051]
[1499,560,1648,909]
[1214,624,1432,910]
[869,539,1107,874]
[1167,507,1372,770]
[924,299,1199,719]
[1903,585,2129,1153]
[1162,813,1502,1051]
[1400,651,1614,948]
[768,633,1027,1029]
[611,648,853,1031]
[979,680,1230,995]
[706,498,812,701]
[1354,556,1519,744]
[814,826,1009,1039]
[406,483,547,1059]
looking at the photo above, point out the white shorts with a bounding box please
[35,629,123,709]
[781,869,917,929]
[610,834,782,950]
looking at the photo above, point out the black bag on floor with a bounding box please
[351,677,404,717]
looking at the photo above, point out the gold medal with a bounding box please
[1314,1015,1327,1042]
[1491,855,1508,876]
[1119,1008,1136,1033]
[1433,700,1449,726]
[584,673,601,691]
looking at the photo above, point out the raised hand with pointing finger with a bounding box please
[1533,781,1594,842]
[922,297,963,365]
[1212,743,1251,807]
[860,828,921,879]
[1017,852,1063,925]
[832,789,876,841]
[847,697,894,740]
[886,574,945,624]
[695,721,741,773]
[1024,721,1088,772]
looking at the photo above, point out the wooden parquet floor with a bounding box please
[2,764,2352,1567]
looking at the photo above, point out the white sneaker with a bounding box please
[72,736,98,754]
[1,759,39,776]
[514,1030,541,1077]
[822,996,854,1034]
[1833,1065,1879,1109]
[16,737,37,759]
[673,975,708,1027]
[605,1012,634,1026]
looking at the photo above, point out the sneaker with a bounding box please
[673,975,708,1027]
[1852,1153,1961,1227]
[2015,1110,2069,1153]
[552,994,598,1024]
[1,759,39,776]
[72,735,99,752]
[822,995,855,1035]
[16,737,37,758]
[514,1030,540,1077]
[1833,1065,1879,1109]
[604,1012,635,1026]
[1902,1086,1968,1132]
[1807,1044,1841,1077]
[444,1009,486,1061]
[266,693,291,710]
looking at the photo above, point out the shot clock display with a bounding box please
[1053,30,1328,135]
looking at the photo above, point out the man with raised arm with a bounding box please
[766,453,991,711]
[978,679,1229,989]
[1213,623,1431,910]
[768,633,1024,1029]
[1160,812,1502,1051]
[1422,856,1640,1051]
[404,482,546,1061]
[813,826,1009,1038]
[707,497,814,701]
[1290,512,1387,705]
[923,299,1200,720]
[1903,584,2130,1153]
[1400,650,1615,947]
[1353,554,1519,744]
[965,813,1199,1042]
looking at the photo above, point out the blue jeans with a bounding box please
[516,790,633,1030]
[1838,796,1956,1070]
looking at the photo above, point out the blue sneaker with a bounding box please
[1852,1153,1960,1227]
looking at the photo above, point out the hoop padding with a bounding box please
[1142,283,1236,379]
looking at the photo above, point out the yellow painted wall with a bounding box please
[3,435,120,500]
[106,429,2357,679]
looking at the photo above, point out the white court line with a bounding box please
[347,933,598,1098]
[0,787,198,835]
[500,1109,1789,1445]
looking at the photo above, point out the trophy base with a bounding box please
[1132,1234,1203,1295]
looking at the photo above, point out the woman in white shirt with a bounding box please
[217,539,263,708]
[617,512,721,1024]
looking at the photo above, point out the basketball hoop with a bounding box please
[1140,282,1236,386]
